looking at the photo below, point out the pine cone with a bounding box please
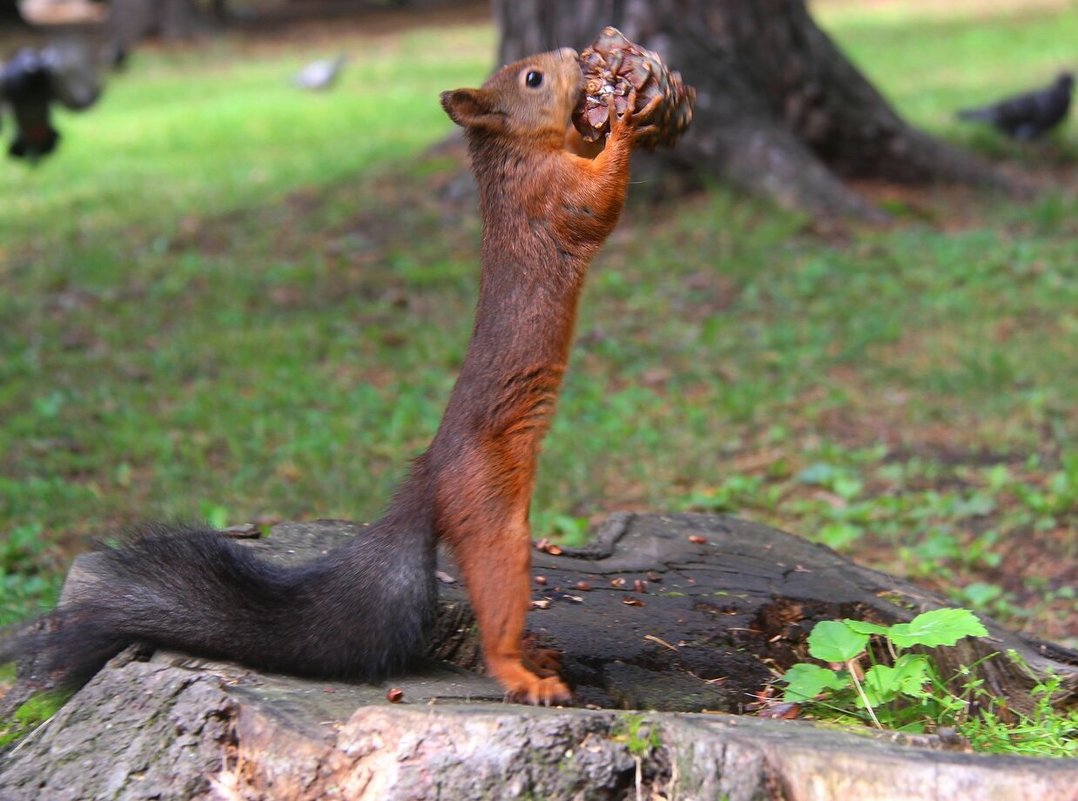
[573,27,696,150]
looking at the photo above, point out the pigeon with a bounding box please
[1,48,61,160]
[40,38,103,110]
[293,55,347,92]
[1,41,102,161]
[957,72,1073,141]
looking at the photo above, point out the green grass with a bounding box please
[815,0,1078,156]
[0,682,70,749]
[0,25,493,245]
[1,1,1075,674]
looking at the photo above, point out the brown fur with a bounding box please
[438,47,657,703]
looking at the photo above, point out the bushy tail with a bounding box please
[2,517,437,689]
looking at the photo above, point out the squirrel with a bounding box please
[2,46,659,705]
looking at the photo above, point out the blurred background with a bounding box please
[0,0,1074,651]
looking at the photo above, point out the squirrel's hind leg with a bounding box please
[447,515,571,705]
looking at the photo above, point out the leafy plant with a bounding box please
[779,610,1075,756]
[612,714,662,757]
[958,661,1077,758]
[782,610,986,731]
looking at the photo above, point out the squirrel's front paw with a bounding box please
[608,87,663,145]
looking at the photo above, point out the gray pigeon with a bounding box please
[293,54,346,92]
[957,72,1073,141]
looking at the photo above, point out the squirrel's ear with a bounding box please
[440,88,506,133]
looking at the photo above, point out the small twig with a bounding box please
[643,634,679,652]
[847,658,883,729]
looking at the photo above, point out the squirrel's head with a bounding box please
[441,47,582,145]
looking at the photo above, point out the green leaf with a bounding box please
[818,522,862,550]
[797,463,837,486]
[863,654,933,705]
[781,663,849,702]
[887,608,988,648]
[807,620,869,662]
[202,503,230,531]
[550,514,589,547]
[832,476,863,500]
[862,664,901,706]
[959,582,1003,608]
[843,619,894,637]
[891,654,934,694]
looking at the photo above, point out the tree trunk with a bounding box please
[210,0,229,23]
[108,0,200,51]
[158,0,199,39]
[493,0,1014,218]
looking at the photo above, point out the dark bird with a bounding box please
[293,54,347,92]
[1,48,62,160]
[1,40,101,161]
[957,72,1073,141]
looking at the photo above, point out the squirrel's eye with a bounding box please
[524,70,544,89]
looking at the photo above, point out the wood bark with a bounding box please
[1,514,1076,800]
[493,0,1015,218]
[3,660,1076,801]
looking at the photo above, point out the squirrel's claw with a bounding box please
[608,87,664,145]
[489,653,573,706]
[628,88,663,125]
[507,675,573,707]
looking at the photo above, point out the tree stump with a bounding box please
[1,513,1075,800]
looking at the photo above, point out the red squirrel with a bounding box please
[2,47,658,705]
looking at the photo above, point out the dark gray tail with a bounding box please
[2,518,437,688]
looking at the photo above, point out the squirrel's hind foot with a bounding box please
[507,674,573,707]
[490,657,572,706]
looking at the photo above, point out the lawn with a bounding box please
[1,0,1075,665]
